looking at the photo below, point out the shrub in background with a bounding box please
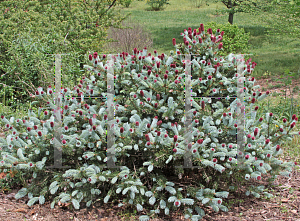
[146,0,170,11]
[189,0,209,8]
[119,0,133,8]
[178,22,250,58]
[0,23,299,221]
[104,18,153,54]
[0,0,125,108]
[0,32,84,108]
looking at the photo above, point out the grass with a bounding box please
[269,84,284,89]
[109,0,300,77]
[259,95,300,164]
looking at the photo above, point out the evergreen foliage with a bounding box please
[0,23,299,220]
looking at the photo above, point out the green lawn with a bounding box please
[108,0,300,77]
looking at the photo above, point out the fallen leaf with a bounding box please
[281,198,289,203]
[29,209,36,215]
[14,208,27,213]
[291,210,298,214]
[0,172,6,179]
[5,193,15,199]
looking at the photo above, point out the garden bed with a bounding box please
[0,165,299,221]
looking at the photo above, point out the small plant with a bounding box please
[292,86,299,93]
[146,0,170,11]
[199,22,250,57]
[269,84,284,89]
[189,0,208,8]
[120,0,133,8]
[263,71,272,79]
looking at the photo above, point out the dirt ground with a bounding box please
[254,75,300,100]
[0,76,299,220]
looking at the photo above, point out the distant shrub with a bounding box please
[120,0,133,8]
[146,0,170,11]
[104,19,153,54]
[206,22,250,57]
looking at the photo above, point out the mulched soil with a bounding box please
[0,165,299,221]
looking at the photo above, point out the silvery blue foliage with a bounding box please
[0,23,298,221]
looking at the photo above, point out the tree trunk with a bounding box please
[228,0,234,24]
[228,12,234,24]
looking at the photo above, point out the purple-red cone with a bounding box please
[201,101,205,110]
[145,134,150,141]
[93,52,98,59]
[200,23,204,32]
[218,43,223,50]
[172,38,176,46]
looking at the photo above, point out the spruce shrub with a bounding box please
[0,24,299,220]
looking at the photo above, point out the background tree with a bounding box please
[212,0,299,37]
[210,0,259,24]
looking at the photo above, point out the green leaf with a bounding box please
[149,196,156,205]
[15,188,27,200]
[111,176,118,184]
[165,207,169,215]
[27,197,39,207]
[143,161,151,166]
[86,200,92,207]
[160,199,166,209]
[17,148,25,161]
[50,186,59,195]
[137,203,143,212]
[148,164,154,172]
[72,199,80,210]
[211,204,219,212]
[104,194,110,203]
[195,206,205,216]
[50,200,56,209]
[39,195,45,205]
[202,198,210,205]
[139,215,150,221]
[165,186,176,195]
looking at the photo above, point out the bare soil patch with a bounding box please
[254,75,300,100]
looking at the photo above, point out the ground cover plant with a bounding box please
[0,23,299,220]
